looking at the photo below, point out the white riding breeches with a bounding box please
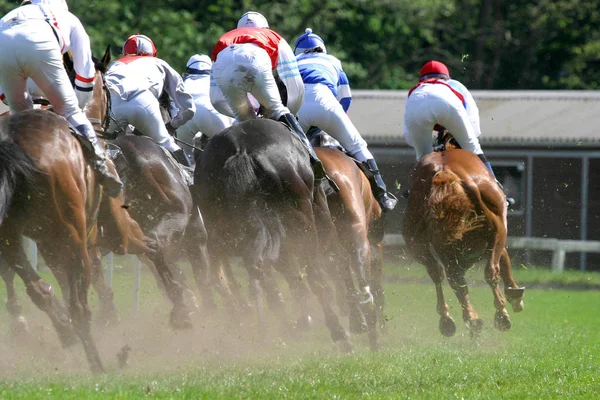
[107,89,180,152]
[403,84,483,160]
[212,43,289,121]
[298,83,370,159]
[0,21,85,121]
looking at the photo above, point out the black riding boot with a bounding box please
[364,159,398,212]
[278,113,326,181]
[75,124,123,197]
[171,148,192,168]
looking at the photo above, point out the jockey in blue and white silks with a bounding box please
[294,28,397,212]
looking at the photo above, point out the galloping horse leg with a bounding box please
[499,248,525,313]
[261,261,287,323]
[183,211,218,311]
[274,258,313,332]
[0,264,29,340]
[88,247,120,326]
[486,242,512,332]
[0,236,77,348]
[148,249,193,330]
[445,262,483,335]
[243,259,267,333]
[371,243,387,334]
[422,250,456,337]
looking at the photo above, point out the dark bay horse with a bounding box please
[403,148,525,336]
[193,118,351,351]
[314,147,386,350]
[0,53,113,372]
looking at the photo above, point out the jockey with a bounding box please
[175,54,234,163]
[210,11,329,182]
[294,28,398,212]
[404,60,494,177]
[0,0,123,196]
[105,34,195,167]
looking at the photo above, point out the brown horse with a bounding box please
[314,147,386,350]
[0,50,113,372]
[403,148,525,336]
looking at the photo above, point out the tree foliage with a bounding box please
[0,0,598,89]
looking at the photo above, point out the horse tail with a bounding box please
[425,169,482,243]
[0,140,36,225]
[223,150,284,262]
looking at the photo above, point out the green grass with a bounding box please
[0,259,599,399]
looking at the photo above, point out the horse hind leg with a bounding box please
[499,248,525,313]
[89,247,120,326]
[0,265,29,342]
[421,250,457,337]
[446,263,483,335]
[2,239,78,348]
[485,249,513,332]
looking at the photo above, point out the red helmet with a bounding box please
[122,34,157,57]
[419,60,450,81]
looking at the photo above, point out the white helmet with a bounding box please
[237,11,269,28]
[29,0,68,11]
[186,54,212,74]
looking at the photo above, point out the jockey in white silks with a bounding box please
[0,0,123,195]
[210,11,329,182]
[174,54,234,163]
[403,60,492,171]
[294,28,398,212]
[105,34,195,167]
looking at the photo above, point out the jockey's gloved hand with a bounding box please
[165,121,177,136]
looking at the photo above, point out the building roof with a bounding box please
[348,90,600,147]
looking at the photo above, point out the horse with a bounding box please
[0,48,114,373]
[402,147,525,336]
[314,146,386,350]
[193,118,352,351]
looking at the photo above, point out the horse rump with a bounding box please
[425,168,484,243]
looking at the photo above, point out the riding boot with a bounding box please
[171,148,191,168]
[364,159,398,212]
[278,113,326,181]
[74,124,123,197]
[477,154,515,206]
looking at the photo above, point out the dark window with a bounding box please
[494,161,525,213]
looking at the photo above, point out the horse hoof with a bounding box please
[295,315,313,332]
[439,316,456,337]
[506,287,525,312]
[10,316,30,345]
[170,308,193,330]
[468,318,484,334]
[494,312,511,331]
[338,340,354,354]
[511,300,524,313]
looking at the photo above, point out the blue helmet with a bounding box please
[294,28,327,56]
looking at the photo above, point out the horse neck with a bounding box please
[85,71,106,126]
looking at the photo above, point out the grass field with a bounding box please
[0,260,599,399]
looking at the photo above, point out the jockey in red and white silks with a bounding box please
[175,54,234,162]
[105,34,195,166]
[0,0,123,195]
[210,27,304,122]
[210,12,331,183]
[403,60,483,160]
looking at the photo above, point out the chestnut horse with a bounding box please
[314,147,386,350]
[403,148,525,336]
[0,50,113,372]
[193,119,352,351]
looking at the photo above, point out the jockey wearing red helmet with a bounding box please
[104,33,195,167]
[404,60,494,175]
[210,12,333,183]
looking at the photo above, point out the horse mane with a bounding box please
[424,169,485,243]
